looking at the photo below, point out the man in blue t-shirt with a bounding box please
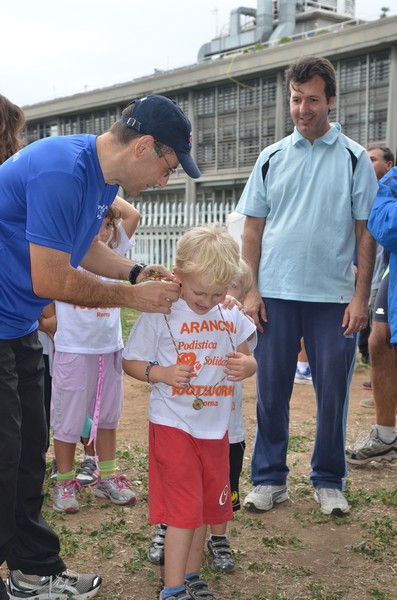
[0,95,200,600]
[236,56,378,517]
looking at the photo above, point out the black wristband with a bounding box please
[128,263,147,285]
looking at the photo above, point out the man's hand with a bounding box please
[243,288,267,333]
[126,280,180,313]
[342,295,368,336]
[138,264,175,282]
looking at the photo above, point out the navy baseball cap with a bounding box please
[120,95,201,179]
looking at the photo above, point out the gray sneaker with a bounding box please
[76,457,99,486]
[185,576,215,600]
[346,426,397,464]
[159,590,190,600]
[243,484,288,511]
[7,569,101,600]
[207,535,235,572]
[314,487,350,516]
[95,474,136,505]
[148,523,167,565]
[53,479,80,514]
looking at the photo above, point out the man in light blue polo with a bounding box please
[236,56,378,516]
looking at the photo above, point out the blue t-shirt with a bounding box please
[236,123,378,303]
[0,134,118,339]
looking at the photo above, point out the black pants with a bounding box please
[0,331,65,574]
[43,354,52,451]
[229,441,245,512]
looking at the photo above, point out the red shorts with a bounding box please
[149,423,233,528]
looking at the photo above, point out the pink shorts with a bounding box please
[149,423,233,528]
[51,351,123,443]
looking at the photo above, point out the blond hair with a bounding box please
[175,224,240,288]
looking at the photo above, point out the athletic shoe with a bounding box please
[7,569,102,600]
[207,535,235,572]
[148,523,167,565]
[314,488,350,516]
[362,380,372,391]
[294,366,312,385]
[243,484,288,512]
[360,397,375,408]
[346,426,397,464]
[0,577,8,600]
[49,459,58,484]
[185,576,215,600]
[360,355,370,367]
[95,474,136,505]
[76,457,99,487]
[53,479,80,514]
[159,590,191,600]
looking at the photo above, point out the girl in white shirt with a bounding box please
[51,197,140,514]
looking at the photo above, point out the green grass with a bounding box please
[346,516,396,562]
[120,306,141,343]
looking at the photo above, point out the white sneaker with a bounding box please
[76,457,99,486]
[314,487,350,515]
[53,480,80,514]
[243,484,288,511]
[294,366,312,385]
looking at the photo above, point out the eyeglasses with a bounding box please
[159,151,177,177]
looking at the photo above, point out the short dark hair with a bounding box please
[286,56,336,102]
[367,144,395,165]
[110,103,172,155]
[110,104,145,145]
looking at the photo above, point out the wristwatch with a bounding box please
[128,263,147,285]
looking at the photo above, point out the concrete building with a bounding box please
[23,1,397,264]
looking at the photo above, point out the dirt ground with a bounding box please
[2,365,396,600]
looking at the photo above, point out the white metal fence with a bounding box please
[128,197,238,266]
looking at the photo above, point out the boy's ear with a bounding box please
[172,267,182,286]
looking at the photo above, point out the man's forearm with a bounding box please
[241,216,265,289]
[80,239,135,280]
[355,222,376,302]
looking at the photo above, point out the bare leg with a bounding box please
[369,322,397,426]
[96,428,117,462]
[297,337,308,363]
[210,523,227,535]
[185,525,207,575]
[53,439,77,473]
[164,526,195,587]
[81,436,95,457]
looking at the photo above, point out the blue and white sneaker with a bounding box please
[294,366,312,385]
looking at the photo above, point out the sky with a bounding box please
[1,0,396,107]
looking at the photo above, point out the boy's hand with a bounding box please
[222,295,242,310]
[161,364,194,388]
[224,352,256,381]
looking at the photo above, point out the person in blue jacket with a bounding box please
[347,168,397,464]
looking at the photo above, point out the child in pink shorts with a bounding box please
[51,197,140,513]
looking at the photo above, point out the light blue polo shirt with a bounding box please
[236,123,378,303]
